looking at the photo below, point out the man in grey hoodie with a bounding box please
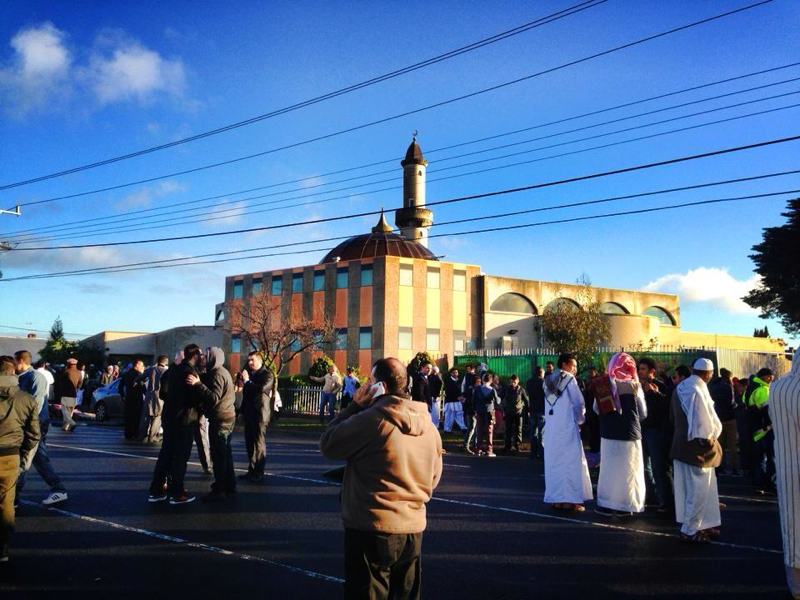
[187,347,236,501]
[0,356,40,562]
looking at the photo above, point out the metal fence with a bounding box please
[278,386,341,416]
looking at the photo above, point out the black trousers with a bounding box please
[209,421,236,494]
[242,404,267,476]
[344,529,423,600]
[124,398,142,440]
[504,412,523,449]
[150,420,194,496]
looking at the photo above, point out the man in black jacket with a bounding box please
[188,347,236,501]
[148,345,203,505]
[638,357,672,511]
[410,362,432,407]
[502,375,529,453]
[239,351,274,483]
[526,366,545,459]
[121,360,145,440]
[709,368,739,476]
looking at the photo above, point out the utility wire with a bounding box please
[11,133,800,251]
[6,168,799,282]
[9,73,799,243]
[6,0,772,209]
[5,188,796,282]
[0,1,605,194]
[18,87,800,245]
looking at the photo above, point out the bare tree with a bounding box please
[226,290,337,376]
[539,278,611,368]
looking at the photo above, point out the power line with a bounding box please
[6,168,799,282]
[9,74,799,243]
[9,60,798,237]
[5,188,796,282]
[10,133,800,251]
[18,97,800,249]
[0,1,606,194]
[7,0,772,210]
[0,323,89,337]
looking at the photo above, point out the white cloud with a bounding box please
[0,22,71,115]
[644,267,760,315]
[115,180,185,210]
[0,22,189,116]
[203,200,248,226]
[85,34,186,104]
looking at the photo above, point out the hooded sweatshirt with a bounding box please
[0,374,41,462]
[195,347,236,429]
[319,393,443,534]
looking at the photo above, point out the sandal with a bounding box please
[571,504,586,513]
[680,531,711,544]
[703,527,721,539]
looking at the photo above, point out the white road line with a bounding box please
[49,442,783,556]
[20,500,343,584]
[719,493,778,505]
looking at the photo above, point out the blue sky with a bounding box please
[0,0,798,346]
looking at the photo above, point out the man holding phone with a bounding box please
[320,357,443,600]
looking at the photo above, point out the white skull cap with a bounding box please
[692,358,714,371]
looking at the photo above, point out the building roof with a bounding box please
[319,212,438,263]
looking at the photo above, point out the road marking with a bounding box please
[20,500,343,584]
[719,493,778,505]
[49,442,783,556]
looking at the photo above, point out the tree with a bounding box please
[753,326,770,338]
[407,351,435,376]
[539,279,611,368]
[39,317,77,365]
[309,355,335,378]
[226,290,337,377]
[744,198,800,335]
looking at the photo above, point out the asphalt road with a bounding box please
[1,421,789,599]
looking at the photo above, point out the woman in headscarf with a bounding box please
[595,352,647,516]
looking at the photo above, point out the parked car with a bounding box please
[90,379,124,422]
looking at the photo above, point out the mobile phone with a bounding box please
[370,381,386,397]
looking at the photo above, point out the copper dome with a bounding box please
[319,211,438,263]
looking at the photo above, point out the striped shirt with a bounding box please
[769,353,800,569]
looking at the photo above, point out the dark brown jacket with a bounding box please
[669,390,722,468]
[0,375,41,463]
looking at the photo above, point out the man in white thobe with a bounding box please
[770,350,800,598]
[542,353,592,511]
[672,358,723,542]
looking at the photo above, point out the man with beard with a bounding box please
[238,351,274,483]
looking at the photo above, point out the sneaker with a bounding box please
[486,452,497,458]
[42,491,68,506]
[148,492,168,503]
[169,492,196,505]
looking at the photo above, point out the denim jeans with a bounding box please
[319,392,336,422]
[209,421,236,494]
[530,414,545,458]
[150,421,194,496]
[16,423,66,496]
[642,427,672,507]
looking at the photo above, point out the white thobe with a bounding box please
[597,438,646,513]
[673,460,721,535]
[543,375,592,505]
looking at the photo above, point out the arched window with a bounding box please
[643,306,676,325]
[215,308,225,323]
[600,302,629,315]
[544,297,582,313]
[490,292,537,314]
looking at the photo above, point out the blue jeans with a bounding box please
[642,428,672,507]
[530,414,545,458]
[319,392,336,422]
[17,422,65,495]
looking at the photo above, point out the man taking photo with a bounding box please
[320,357,443,599]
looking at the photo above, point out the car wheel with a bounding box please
[95,401,108,423]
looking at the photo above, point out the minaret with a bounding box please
[394,136,433,247]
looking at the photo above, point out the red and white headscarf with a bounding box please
[606,352,639,411]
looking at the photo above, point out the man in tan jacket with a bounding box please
[320,357,443,600]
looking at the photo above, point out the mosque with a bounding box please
[218,139,783,375]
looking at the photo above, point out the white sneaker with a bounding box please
[42,491,68,506]
[486,452,497,458]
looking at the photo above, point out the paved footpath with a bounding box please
[1,423,789,599]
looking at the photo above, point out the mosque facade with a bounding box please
[218,139,783,374]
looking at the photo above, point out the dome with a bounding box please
[401,137,427,167]
[319,211,438,263]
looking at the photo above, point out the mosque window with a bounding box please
[399,327,413,349]
[313,271,325,292]
[544,297,581,313]
[600,302,628,315]
[231,335,241,354]
[336,329,348,350]
[643,306,676,326]
[491,292,537,314]
[232,281,244,300]
[399,264,413,286]
[359,327,372,350]
[292,273,304,293]
[427,268,440,289]
[426,329,440,351]
[453,271,466,291]
[252,278,262,295]
[361,265,373,286]
[337,268,349,289]
[271,276,282,296]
